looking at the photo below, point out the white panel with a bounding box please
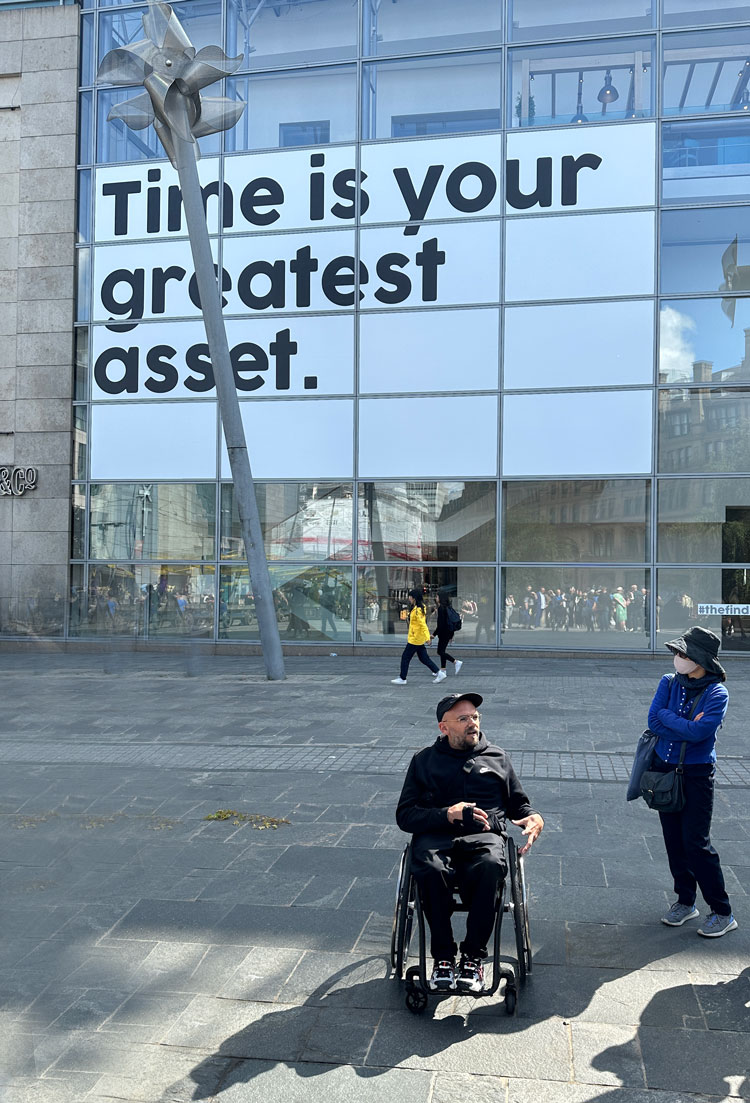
[360,221,501,309]
[505,123,656,214]
[223,145,358,233]
[359,396,498,477]
[90,403,217,480]
[503,391,653,476]
[360,308,499,394]
[91,315,354,400]
[361,134,503,227]
[94,158,221,242]
[220,399,353,478]
[504,300,654,389]
[505,210,655,302]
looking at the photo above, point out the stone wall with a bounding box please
[0,4,78,637]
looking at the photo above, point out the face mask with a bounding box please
[673,655,698,675]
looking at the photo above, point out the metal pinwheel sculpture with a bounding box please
[97,1,245,167]
[96,4,286,680]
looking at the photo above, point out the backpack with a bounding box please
[446,605,462,632]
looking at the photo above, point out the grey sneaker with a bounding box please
[661,902,699,926]
[697,912,738,938]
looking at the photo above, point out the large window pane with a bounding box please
[358,482,496,563]
[663,29,750,117]
[502,567,651,648]
[98,3,221,63]
[97,85,220,163]
[658,387,750,473]
[503,392,653,477]
[504,301,654,390]
[364,0,502,56]
[663,120,750,206]
[218,564,352,642]
[1,570,66,638]
[658,477,750,562]
[356,565,496,644]
[228,0,357,69]
[221,482,353,562]
[509,37,654,128]
[72,486,86,561]
[659,298,750,385]
[68,564,216,638]
[509,0,654,42]
[74,405,88,482]
[362,54,502,141]
[663,0,750,29]
[660,206,750,296]
[656,566,750,654]
[89,484,216,561]
[504,481,650,563]
[226,67,356,152]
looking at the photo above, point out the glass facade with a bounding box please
[64,0,750,654]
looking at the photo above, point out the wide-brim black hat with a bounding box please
[666,625,725,678]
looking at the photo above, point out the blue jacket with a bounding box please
[647,673,728,765]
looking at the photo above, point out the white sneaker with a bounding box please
[454,660,463,676]
[390,677,407,685]
[433,669,447,683]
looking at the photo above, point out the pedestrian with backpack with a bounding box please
[391,588,441,686]
[431,590,464,683]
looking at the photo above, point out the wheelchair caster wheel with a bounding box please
[405,984,428,1014]
[504,985,517,1015]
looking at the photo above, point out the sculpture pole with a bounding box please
[173,108,285,681]
[98,2,285,678]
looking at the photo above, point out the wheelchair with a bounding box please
[390,837,532,1015]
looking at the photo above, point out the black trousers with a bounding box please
[411,833,506,961]
[436,632,455,668]
[399,643,439,680]
[654,758,731,916]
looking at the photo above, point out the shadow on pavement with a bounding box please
[170,938,734,1100]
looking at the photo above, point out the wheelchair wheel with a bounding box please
[405,966,428,1014]
[391,846,416,979]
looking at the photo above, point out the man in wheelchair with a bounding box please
[396,692,544,993]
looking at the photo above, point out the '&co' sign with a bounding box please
[0,467,38,497]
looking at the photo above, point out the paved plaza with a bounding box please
[0,649,748,1102]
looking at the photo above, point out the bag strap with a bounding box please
[675,690,708,773]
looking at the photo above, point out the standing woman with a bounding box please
[648,626,737,937]
[391,588,440,686]
[431,589,463,683]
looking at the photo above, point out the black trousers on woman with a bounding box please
[436,632,455,669]
[653,757,731,916]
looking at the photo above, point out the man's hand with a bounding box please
[447,802,490,831]
[511,813,544,855]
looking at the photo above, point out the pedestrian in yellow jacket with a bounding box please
[391,588,444,685]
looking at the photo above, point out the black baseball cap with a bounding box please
[436,692,483,722]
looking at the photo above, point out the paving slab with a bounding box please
[0,652,747,1101]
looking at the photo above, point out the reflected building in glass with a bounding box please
[5,0,750,653]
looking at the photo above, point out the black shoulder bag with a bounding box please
[639,691,704,814]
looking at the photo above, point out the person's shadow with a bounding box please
[587,967,750,1101]
[160,920,714,1101]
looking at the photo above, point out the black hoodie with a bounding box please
[396,733,538,839]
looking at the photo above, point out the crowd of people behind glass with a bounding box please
[6,575,745,644]
[503,584,652,635]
